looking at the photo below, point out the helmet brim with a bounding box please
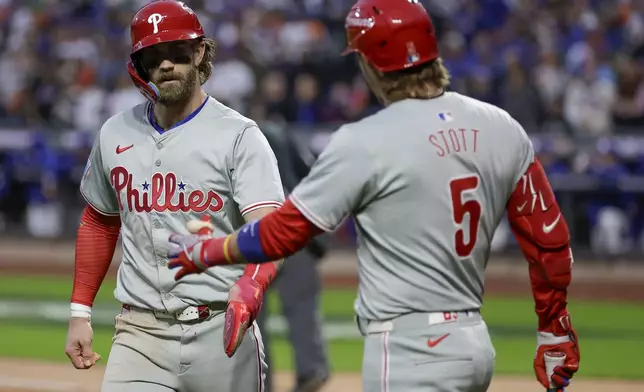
[132,30,204,54]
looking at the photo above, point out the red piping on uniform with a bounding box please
[251,324,263,392]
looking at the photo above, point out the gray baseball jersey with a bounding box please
[291,92,534,321]
[80,97,284,312]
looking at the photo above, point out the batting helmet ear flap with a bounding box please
[127,61,159,104]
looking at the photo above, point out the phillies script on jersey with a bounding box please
[110,166,224,213]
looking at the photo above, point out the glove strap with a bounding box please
[537,331,570,346]
[538,312,575,346]
[539,310,573,334]
[199,236,235,267]
[243,263,277,291]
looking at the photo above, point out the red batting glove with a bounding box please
[167,216,224,280]
[224,263,277,357]
[167,241,207,280]
[534,313,580,391]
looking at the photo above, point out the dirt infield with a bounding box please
[0,359,642,392]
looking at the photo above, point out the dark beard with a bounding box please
[156,66,198,106]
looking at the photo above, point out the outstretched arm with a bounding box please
[169,126,370,277]
[168,199,322,278]
[506,158,580,391]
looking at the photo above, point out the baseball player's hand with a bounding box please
[224,275,265,357]
[65,317,101,369]
[534,314,580,391]
[167,216,215,280]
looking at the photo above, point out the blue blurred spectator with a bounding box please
[538,151,571,177]
[0,0,639,135]
[564,52,616,138]
[289,73,323,125]
[500,51,541,134]
[585,146,634,256]
[6,134,64,237]
[0,0,643,252]
[612,57,644,130]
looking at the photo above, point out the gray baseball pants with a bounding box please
[358,310,495,392]
[101,304,267,392]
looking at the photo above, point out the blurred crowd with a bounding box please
[0,0,642,133]
[0,0,643,256]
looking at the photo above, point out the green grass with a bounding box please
[1,275,643,379]
[0,275,117,304]
[0,321,364,372]
[4,275,644,336]
[1,321,641,379]
[0,275,358,318]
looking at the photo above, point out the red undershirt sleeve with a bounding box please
[257,199,324,260]
[71,205,121,308]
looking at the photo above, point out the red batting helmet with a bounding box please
[127,0,205,103]
[342,0,439,73]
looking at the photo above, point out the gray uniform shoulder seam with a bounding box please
[225,123,257,175]
[203,98,258,127]
[80,120,120,216]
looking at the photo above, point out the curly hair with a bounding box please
[197,37,216,85]
[359,56,451,103]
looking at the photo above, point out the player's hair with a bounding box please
[360,56,451,103]
[197,37,216,85]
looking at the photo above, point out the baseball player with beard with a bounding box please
[64,1,283,391]
[165,0,581,391]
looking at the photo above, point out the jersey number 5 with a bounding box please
[449,176,481,257]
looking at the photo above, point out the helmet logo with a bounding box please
[345,16,374,29]
[406,42,420,64]
[147,13,164,34]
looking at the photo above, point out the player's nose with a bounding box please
[158,59,175,71]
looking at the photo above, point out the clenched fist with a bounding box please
[534,314,580,391]
[65,317,101,369]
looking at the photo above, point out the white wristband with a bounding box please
[70,303,92,319]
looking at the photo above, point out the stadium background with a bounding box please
[0,0,643,390]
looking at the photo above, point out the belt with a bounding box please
[357,310,480,335]
[122,302,227,323]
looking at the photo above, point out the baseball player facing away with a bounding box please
[166,0,582,391]
[64,1,284,391]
